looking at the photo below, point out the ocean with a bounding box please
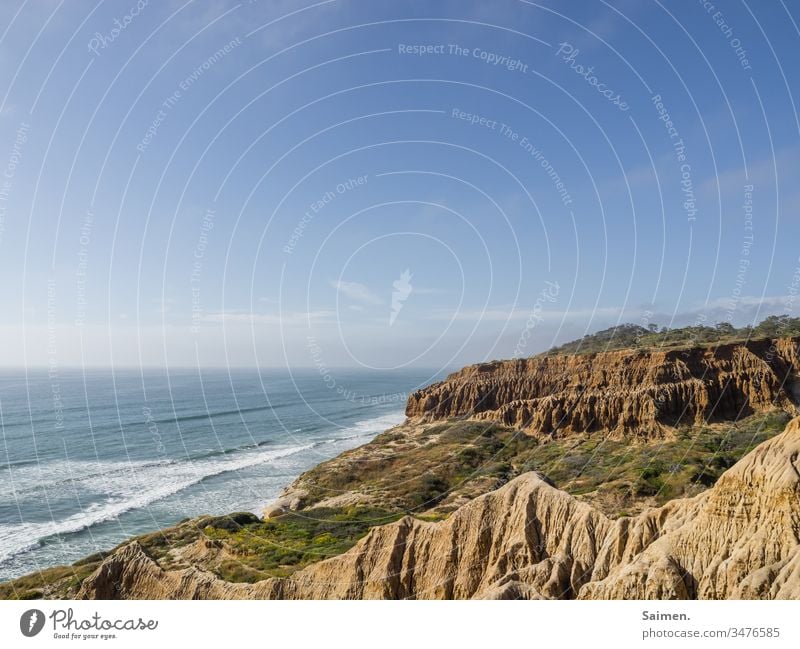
[0,368,438,582]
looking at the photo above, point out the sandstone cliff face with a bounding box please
[77,417,800,600]
[406,338,800,437]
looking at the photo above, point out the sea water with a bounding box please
[0,367,438,581]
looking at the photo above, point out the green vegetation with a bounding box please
[0,507,403,596]
[0,516,210,600]
[0,562,101,600]
[202,506,402,581]
[504,409,790,514]
[5,315,798,600]
[1,409,791,598]
[298,420,541,512]
[545,315,800,356]
[298,411,791,519]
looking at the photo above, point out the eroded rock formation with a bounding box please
[406,338,800,437]
[77,416,800,600]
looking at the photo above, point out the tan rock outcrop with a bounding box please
[77,416,800,600]
[406,338,800,437]
[581,416,800,599]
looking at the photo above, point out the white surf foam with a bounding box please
[0,442,314,564]
[0,409,406,567]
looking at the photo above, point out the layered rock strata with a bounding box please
[406,338,800,437]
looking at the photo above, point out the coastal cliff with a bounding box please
[405,338,800,437]
[76,415,800,599]
[5,335,800,600]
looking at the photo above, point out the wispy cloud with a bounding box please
[704,295,791,310]
[698,145,800,216]
[424,304,634,322]
[329,279,383,305]
[424,296,794,326]
[201,310,335,325]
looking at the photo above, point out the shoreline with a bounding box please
[2,334,799,599]
[0,407,408,585]
[4,409,797,600]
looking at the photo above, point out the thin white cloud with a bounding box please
[698,146,800,215]
[704,295,791,310]
[425,305,633,322]
[329,279,383,305]
[201,310,335,325]
[424,296,795,326]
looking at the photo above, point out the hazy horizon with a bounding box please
[1,1,798,371]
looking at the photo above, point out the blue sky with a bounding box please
[0,0,798,368]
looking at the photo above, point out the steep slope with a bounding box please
[582,415,800,599]
[406,338,800,437]
[77,416,800,600]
